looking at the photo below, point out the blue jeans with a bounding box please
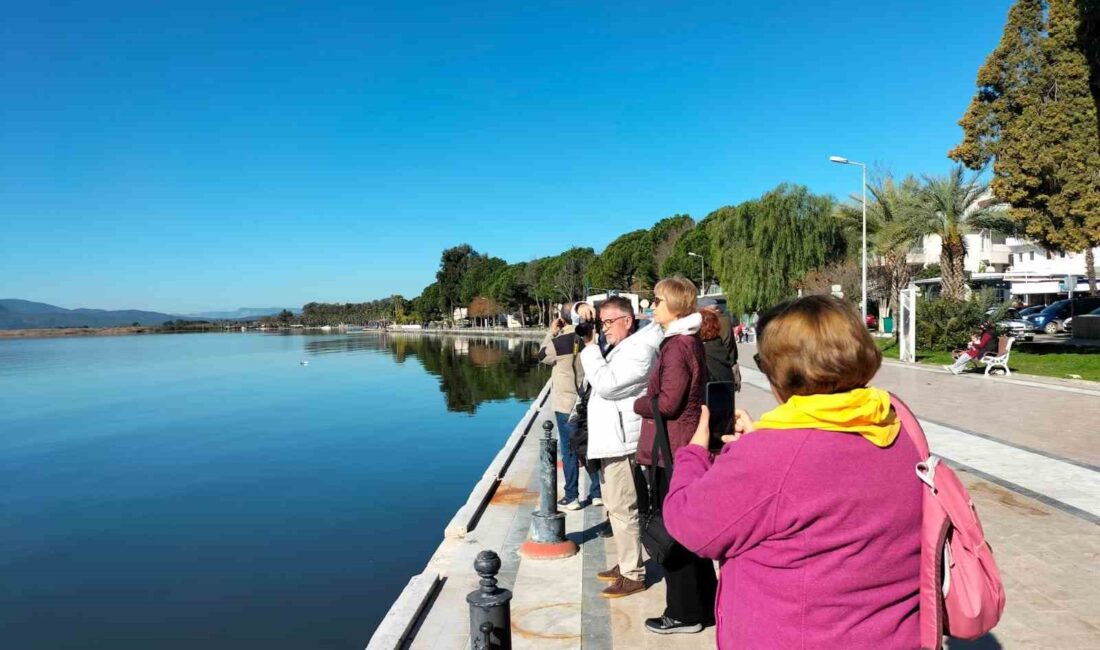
[555,411,601,502]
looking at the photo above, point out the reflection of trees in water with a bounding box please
[302,333,549,413]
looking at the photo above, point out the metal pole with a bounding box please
[519,421,577,558]
[540,423,557,514]
[700,256,705,295]
[532,420,564,540]
[466,550,512,650]
[861,163,868,322]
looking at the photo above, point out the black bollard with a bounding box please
[519,420,578,559]
[466,550,512,650]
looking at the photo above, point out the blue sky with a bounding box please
[1,0,1013,313]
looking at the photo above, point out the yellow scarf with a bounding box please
[755,388,900,447]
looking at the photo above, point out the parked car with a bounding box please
[987,307,1037,341]
[1017,304,1048,318]
[1025,297,1100,334]
[1065,306,1100,333]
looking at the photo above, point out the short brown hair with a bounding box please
[699,307,721,341]
[654,276,698,318]
[756,295,881,399]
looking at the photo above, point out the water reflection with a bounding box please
[303,333,549,413]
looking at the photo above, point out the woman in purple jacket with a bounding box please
[631,276,718,635]
[664,295,922,649]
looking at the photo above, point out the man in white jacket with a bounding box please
[579,296,663,599]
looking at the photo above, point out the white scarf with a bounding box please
[663,312,701,338]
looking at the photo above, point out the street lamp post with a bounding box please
[687,252,705,295]
[829,156,868,322]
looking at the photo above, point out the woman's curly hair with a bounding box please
[699,306,722,342]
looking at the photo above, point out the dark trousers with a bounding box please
[637,463,718,625]
[555,411,601,502]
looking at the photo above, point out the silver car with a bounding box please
[990,307,1037,341]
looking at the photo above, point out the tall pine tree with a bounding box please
[951,0,1100,293]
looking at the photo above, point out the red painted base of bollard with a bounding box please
[520,539,578,560]
[556,459,564,470]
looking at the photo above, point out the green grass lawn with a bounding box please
[874,337,1100,383]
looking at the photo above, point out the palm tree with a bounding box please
[906,166,1014,301]
[836,172,923,318]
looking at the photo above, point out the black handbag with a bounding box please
[640,394,679,564]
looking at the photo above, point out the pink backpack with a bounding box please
[892,395,1006,650]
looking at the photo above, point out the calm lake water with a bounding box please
[0,332,548,649]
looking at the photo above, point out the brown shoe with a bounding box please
[596,565,621,582]
[600,576,646,599]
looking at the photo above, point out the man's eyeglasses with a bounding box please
[601,315,629,330]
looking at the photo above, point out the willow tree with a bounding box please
[950,0,1100,293]
[708,184,845,315]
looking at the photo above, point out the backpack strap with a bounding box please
[889,392,931,460]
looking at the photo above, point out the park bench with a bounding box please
[977,336,1015,377]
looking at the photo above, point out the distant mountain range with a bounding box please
[0,300,297,330]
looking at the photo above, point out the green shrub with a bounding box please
[916,291,1007,352]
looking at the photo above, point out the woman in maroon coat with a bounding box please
[632,277,717,635]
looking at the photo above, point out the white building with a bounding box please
[1003,239,1099,300]
[906,230,1013,274]
[899,187,1097,303]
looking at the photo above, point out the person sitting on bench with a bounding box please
[944,322,996,375]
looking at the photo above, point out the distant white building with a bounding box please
[585,292,642,315]
[1003,239,1100,300]
[452,307,468,321]
[898,188,1097,303]
[906,229,1013,274]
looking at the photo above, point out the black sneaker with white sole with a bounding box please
[557,497,582,511]
[644,615,703,635]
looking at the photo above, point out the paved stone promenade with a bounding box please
[373,345,1100,649]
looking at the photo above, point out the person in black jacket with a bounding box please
[698,298,740,392]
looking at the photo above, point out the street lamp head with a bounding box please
[687,252,700,258]
[829,156,850,164]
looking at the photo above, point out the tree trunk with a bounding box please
[940,238,968,301]
[1087,247,1097,296]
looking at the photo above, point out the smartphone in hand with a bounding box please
[705,381,736,452]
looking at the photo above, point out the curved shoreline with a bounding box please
[0,326,552,341]
[0,326,198,339]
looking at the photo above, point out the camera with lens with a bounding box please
[574,318,597,342]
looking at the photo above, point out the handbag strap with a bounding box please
[650,340,676,471]
[649,394,675,507]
